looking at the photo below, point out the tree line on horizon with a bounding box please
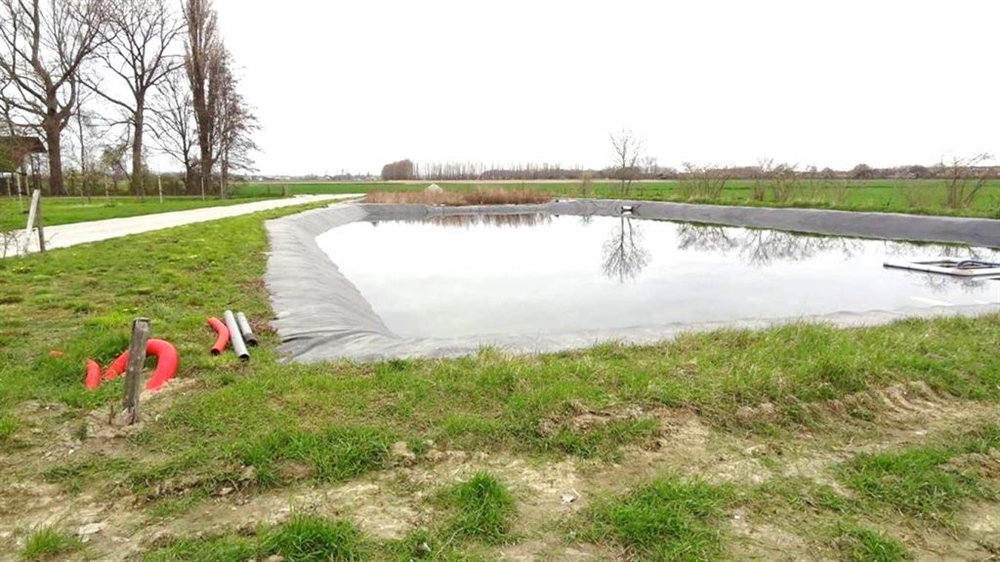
[380,158,1000,183]
[0,0,257,198]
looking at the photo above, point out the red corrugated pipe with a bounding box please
[84,359,102,390]
[98,338,179,391]
[207,317,229,355]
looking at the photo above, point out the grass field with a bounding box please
[0,195,277,231]
[1,201,997,560]
[2,178,996,234]
[238,178,1000,218]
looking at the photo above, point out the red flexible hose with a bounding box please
[100,338,180,391]
[207,317,229,355]
[84,359,101,389]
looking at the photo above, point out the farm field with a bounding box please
[237,178,1000,219]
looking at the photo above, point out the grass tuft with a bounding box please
[441,472,516,544]
[840,425,1000,525]
[20,526,82,561]
[0,412,18,442]
[259,514,367,562]
[145,515,366,562]
[231,425,393,487]
[834,523,912,562]
[583,477,732,561]
[143,534,257,562]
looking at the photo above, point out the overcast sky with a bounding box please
[211,0,1000,176]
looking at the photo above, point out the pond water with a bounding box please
[316,215,1000,340]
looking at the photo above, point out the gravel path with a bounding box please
[13,194,359,255]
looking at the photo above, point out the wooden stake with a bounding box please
[22,189,40,254]
[35,190,45,253]
[121,317,151,425]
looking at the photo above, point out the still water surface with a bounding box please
[316,215,1000,339]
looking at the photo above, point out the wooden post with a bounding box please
[22,189,40,255]
[15,169,24,211]
[121,317,151,425]
[158,174,163,203]
[35,190,44,253]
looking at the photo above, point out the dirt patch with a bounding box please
[945,450,1000,481]
[3,381,998,560]
[962,502,1000,557]
[536,400,648,437]
[496,540,607,561]
[728,508,820,561]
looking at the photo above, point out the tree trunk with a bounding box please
[185,162,196,195]
[131,104,145,200]
[220,147,227,199]
[199,140,212,195]
[45,122,65,196]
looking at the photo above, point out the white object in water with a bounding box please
[884,257,1000,277]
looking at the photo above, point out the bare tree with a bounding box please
[150,66,196,193]
[183,0,223,193]
[752,158,800,203]
[678,162,733,200]
[610,129,642,196]
[91,0,182,198]
[602,216,650,282]
[942,153,992,209]
[214,50,257,196]
[0,0,109,195]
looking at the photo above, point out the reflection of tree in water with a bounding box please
[911,272,994,295]
[676,224,739,253]
[421,213,552,229]
[881,241,1000,261]
[602,216,650,282]
[675,224,863,266]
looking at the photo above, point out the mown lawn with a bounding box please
[0,194,277,230]
[1,203,997,560]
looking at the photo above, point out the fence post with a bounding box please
[121,317,151,425]
[35,191,45,253]
[22,189,41,254]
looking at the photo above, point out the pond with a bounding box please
[315,214,1000,341]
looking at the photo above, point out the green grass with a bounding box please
[145,516,492,562]
[1,200,998,559]
[582,477,733,561]
[0,194,278,230]
[839,424,1000,525]
[20,526,82,561]
[232,425,394,487]
[1,205,998,503]
[235,178,1000,218]
[0,412,17,442]
[439,472,516,544]
[259,515,368,562]
[834,523,912,562]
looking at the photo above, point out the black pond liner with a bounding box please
[264,200,1000,363]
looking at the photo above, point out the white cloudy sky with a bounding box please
[212,0,1000,176]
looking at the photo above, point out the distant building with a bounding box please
[0,136,45,195]
[0,136,45,173]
